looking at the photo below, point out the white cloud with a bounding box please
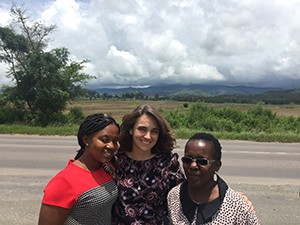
[1,0,300,89]
[42,0,82,30]
[0,4,11,26]
[145,30,187,61]
[106,45,146,78]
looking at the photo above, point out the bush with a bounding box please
[215,107,245,124]
[0,105,26,124]
[187,102,214,125]
[217,119,234,132]
[67,106,85,124]
[164,102,300,136]
[164,110,188,129]
[28,110,68,127]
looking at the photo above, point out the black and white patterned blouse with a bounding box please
[167,176,260,225]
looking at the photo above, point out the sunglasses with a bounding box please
[182,156,215,166]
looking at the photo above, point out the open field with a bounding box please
[1,100,299,141]
[66,100,187,122]
[66,100,300,122]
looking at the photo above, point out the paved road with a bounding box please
[0,135,299,224]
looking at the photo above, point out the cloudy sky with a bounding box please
[1,0,300,89]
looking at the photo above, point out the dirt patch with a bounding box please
[66,100,186,122]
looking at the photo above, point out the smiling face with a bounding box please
[83,124,119,167]
[129,114,159,154]
[183,139,221,189]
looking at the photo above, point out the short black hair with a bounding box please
[185,132,222,160]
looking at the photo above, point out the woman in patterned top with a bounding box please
[38,113,120,225]
[111,104,186,224]
[167,133,260,224]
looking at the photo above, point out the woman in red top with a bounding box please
[38,113,119,225]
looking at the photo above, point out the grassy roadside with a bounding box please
[1,100,300,143]
[174,127,300,143]
[1,124,300,143]
[0,124,79,136]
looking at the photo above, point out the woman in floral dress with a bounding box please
[111,105,185,224]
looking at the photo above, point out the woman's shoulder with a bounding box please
[223,187,253,209]
[112,149,128,164]
[50,160,78,177]
[166,152,181,167]
[225,188,245,200]
[46,160,88,184]
[153,152,179,166]
[221,188,260,224]
[158,152,180,160]
[168,182,182,196]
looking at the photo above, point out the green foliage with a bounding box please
[173,127,200,139]
[0,105,26,124]
[187,103,215,129]
[0,85,10,107]
[164,102,300,135]
[276,116,300,132]
[0,99,300,142]
[0,3,95,124]
[183,103,188,108]
[27,110,68,127]
[215,107,245,124]
[163,110,188,129]
[0,26,29,59]
[67,106,85,124]
[0,124,79,135]
[0,104,82,126]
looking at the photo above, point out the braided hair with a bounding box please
[74,113,120,160]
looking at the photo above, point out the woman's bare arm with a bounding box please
[38,204,71,225]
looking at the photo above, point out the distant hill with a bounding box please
[91,84,283,96]
[251,88,300,104]
[171,88,300,105]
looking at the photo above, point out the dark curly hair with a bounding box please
[119,105,176,154]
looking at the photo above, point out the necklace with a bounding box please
[130,164,141,191]
[78,158,106,190]
[127,155,146,191]
[135,171,142,191]
[91,169,106,190]
[137,181,142,191]
[133,167,142,191]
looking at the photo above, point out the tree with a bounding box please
[135,91,144,100]
[102,93,109,99]
[0,3,95,117]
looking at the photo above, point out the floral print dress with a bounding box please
[111,150,185,225]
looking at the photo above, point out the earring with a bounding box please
[86,143,89,147]
[214,171,218,182]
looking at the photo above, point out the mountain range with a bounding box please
[91,84,285,96]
